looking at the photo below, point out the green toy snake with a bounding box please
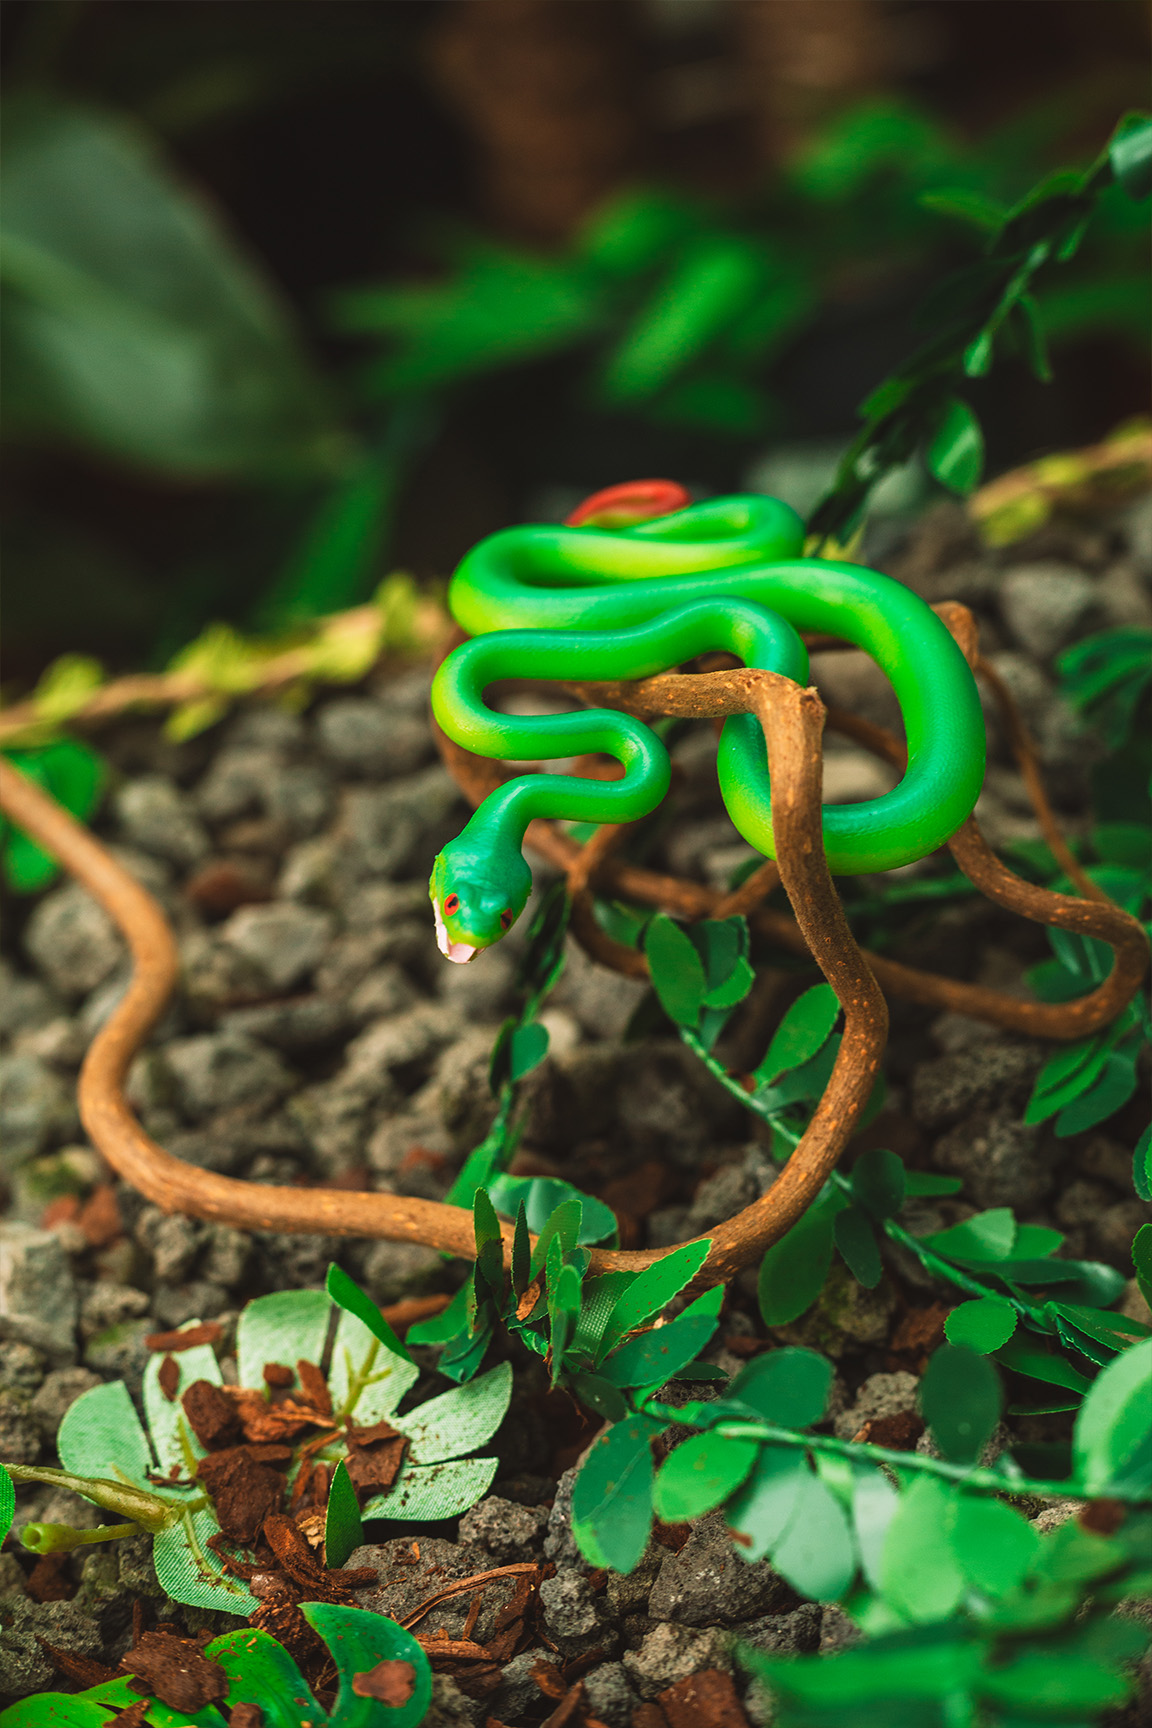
[430,484,985,963]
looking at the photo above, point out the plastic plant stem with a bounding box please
[638,1399,1150,1505]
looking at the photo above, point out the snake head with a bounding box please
[429,835,532,964]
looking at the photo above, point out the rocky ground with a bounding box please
[1,494,1150,1724]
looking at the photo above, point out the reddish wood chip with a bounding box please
[889,1303,949,1356]
[851,1410,924,1450]
[351,1660,418,1705]
[78,1184,123,1248]
[631,1707,669,1728]
[35,1636,115,1682]
[233,1388,332,1443]
[541,1683,587,1728]
[120,1631,228,1713]
[27,1553,75,1603]
[379,1293,451,1332]
[532,1659,567,1700]
[158,1355,181,1403]
[104,1701,151,1727]
[263,1513,326,1588]
[652,1521,691,1553]
[658,1669,749,1728]
[146,1322,224,1354]
[197,1449,287,1548]
[185,858,272,915]
[181,1379,240,1449]
[228,1705,265,1728]
[344,1432,408,1499]
[1080,1498,1127,1536]
[296,1359,332,1417]
[263,1362,295,1388]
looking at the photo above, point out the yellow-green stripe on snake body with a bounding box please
[430,492,985,961]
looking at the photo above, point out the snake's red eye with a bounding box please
[499,909,514,931]
[444,894,460,915]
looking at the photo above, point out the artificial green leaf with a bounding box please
[361,1456,499,1522]
[980,1652,1132,1713]
[926,397,984,493]
[571,1415,657,1574]
[1008,1223,1065,1259]
[323,1460,363,1570]
[726,1347,832,1429]
[598,1238,711,1357]
[512,1201,532,1295]
[407,1283,470,1348]
[236,1289,333,1392]
[569,1372,629,1423]
[653,1432,759,1522]
[944,1297,1018,1354]
[1132,1123,1152,1202]
[1,94,336,477]
[919,188,1009,231]
[1073,1337,1152,1494]
[600,1285,723,1389]
[509,1021,550,1082]
[644,913,708,1026]
[770,1467,856,1601]
[920,1208,1017,1263]
[568,1271,637,1363]
[725,1443,807,1562]
[396,1361,512,1465]
[529,1198,583,1282]
[1025,1033,1113,1123]
[902,1171,963,1198]
[919,1345,1001,1463]
[1109,113,1152,200]
[0,1463,14,1546]
[834,1204,883,1289]
[301,1602,433,1728]
[754,984,839,1085]
[1055,1047,1139,1136]
[205,1626,325,1728]
[851,1466,899,1592]
[151,1500,257,1616]
[143,1333,218,1477]
[57,1379,154,1485]
[850,1148,906,1220]
[488,1175,617,1246]
[1134,1222,1152,1310]
[996,1336,1092,1394]
[757,1206,835,1327]
[880,1476,966,1623]
[948,1494,1039,1598]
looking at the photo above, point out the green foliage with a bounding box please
[643,912,755,1049]
[0,1604,432,1727]
[0,738,105,890]
[1057,627,1152,751]
[0,93,338,478]
[0,1463,13,1546]
[808,112,1152,545]
[6,1281,510,1615]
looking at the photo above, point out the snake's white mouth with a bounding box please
[434,901,478,965]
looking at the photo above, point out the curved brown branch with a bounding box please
[0,726,883,1282]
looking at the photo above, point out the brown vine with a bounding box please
[0,592,1145,1281]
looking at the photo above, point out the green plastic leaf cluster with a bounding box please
[808,112,1152,545]
[0,1603,431,1728]
[412,1185,718,1413]
[14,1269,511,1615]
[0,739,105,891]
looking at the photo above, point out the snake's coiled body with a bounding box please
[430,492,985,960]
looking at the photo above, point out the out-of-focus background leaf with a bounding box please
[1,0,1148,682]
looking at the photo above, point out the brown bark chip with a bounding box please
[196,1448,287,1547]
[658,1670,749,1728]
[104,1702,151,1728]
[158,1354,181,1402]
[182,1379,241,1449]
[344,1431,408,1499]
[120,1630,229,1713]
[541,1684,587,1728]
[27,1553,75,1602]
[233,1388,332,1443]
[228,1706,265,1728]
[35,1637,116,1684]
[297,1358,332,1417]
[78,1183,123,1249]
[263,1362,295,1389]
[146,1322,224,1353]
[263,1513,327,1590]
[851,1411,925,1450]
[351,1660,418,1705]
[631,1709,669,1728]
